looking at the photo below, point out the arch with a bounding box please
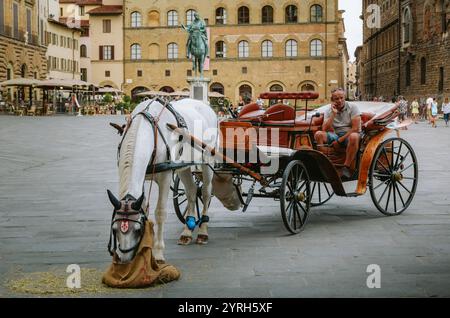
[167,43,178,59]
[310,4,323,22]
[297,81,318,92]
[216,7,227,24]
[238,40,249,58]
[186,9,196,25]
[285,5,298,23]
[148,10,160,27]
[210,82,225,95]
[261,40,273,58]
[131,11,142,27]
[402,6,412,44]
[285,39,298,57]
[149,43,160,59]
[6,62,14,80]
[269,83,284,92]
[80,44,87,57]
[238,6,250,24]
[131,86,149,99]
[310,39,323,56]
[262,5,274,24]
[99,80,118,89]
[215,41,226,58]
[130,43,141,60]
[423,3,433,37]
[160,86,174,93]
[239,84,253,104]
[21,63,27,77]
[167,10,178,26]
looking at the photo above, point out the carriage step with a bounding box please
[346,192,361,197]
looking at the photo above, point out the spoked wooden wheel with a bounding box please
[310,182,334,207]
[369,138,418,216]
[172,174,204,224]
[280,160,311,234]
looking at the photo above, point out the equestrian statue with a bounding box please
[182,12,209,78]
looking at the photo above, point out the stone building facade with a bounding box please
[0,0,47,85]
[361,0,450,102]
[123,0,347,105]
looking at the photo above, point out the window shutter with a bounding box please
[111,46,114,60]
[99,46,103,60]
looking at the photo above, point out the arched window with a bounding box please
[310,39,323,56]
[262,6,273,24]
[285,5,298,23]
[186,9,196,25]
[80,44,87,57]
[285,39,298,57]
[420,57,426,85]
[301,83,315,91]
[160,86,174,93]
[238,6,249,24]
[402,7,412,44]
[131,11,141,27]
[216,7,227,24]
[239,84,252,104]
[167,10,178,26]
[21,64,27,77]
[167,43,178,59]
[210,82,225,95]
[261,40,273,58]
[310,5,323,22]
[131,86,149,100]
[238,41,249,58]
[131,44,141,60]
[215,41,226,58]
[423,5,432,36]
[405,60,411,87]
[269,84,283,105]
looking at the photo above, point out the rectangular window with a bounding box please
[26,8,31,43]
[213,70,218,76]
[60,8,63,17]
[305,66,311,73]
[137,70,142,77]
[81,68,87,81]
[79,6,85,16]
[165,70,170,77]
[103,20,111,33]
[68,37,72,49]
[13,2,18,39]
[105,70,110,77]
[100,45,114,60]
[187,70,192,77]
[242,67,248,74]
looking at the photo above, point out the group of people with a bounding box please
[391,95,450,128]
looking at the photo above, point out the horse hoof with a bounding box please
[156,259,166,265]
[196,234,209,245]
[177,236,192,246]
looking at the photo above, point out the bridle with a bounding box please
[108,195,147,257]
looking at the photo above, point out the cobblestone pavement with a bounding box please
[0,115,449,298]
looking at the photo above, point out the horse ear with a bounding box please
[107,190,121,210]
[132,193,145,211]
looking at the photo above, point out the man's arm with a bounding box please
[322,113,335,132]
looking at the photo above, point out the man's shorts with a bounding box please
[327,131,349,147]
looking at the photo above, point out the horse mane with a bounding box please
[118,116,140,199]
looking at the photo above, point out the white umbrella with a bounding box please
[208,91,225,98]
[169,91,190,97]
[136,90,171,97]
[0,77,43,87]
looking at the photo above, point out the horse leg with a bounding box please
[196,165,213,245]
[177,169,197,245]
[153,172,171,263]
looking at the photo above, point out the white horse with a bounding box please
[107,98,218,263]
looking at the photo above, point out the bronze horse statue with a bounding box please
[183,13,208,78]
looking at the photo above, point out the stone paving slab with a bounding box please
[0,116,449,297]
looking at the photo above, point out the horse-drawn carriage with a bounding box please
[171,92,418,234]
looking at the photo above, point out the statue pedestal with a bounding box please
[187,77,210,104]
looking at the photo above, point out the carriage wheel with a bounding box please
[280,160,311,234]
[369,137,418,216]
[172,174,204,224]
[310,182,334,207]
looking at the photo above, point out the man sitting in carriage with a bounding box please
[314,88,361,179]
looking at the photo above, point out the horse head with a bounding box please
[107,189,147,264]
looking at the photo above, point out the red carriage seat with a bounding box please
[238,103,263,119]
[263,104,296,121]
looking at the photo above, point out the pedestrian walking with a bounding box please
[411,97,420,124]
[426,96,433,123]
[442,97,450,127]
[430,98,438,128]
